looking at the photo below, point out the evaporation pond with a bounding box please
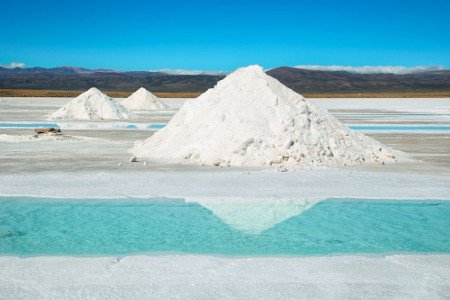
[0,197,449,256]
[349,125,450,131]
[0,123,60,128]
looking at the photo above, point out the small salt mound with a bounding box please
[48,87,132,120]
[121,87,170,111]
[131,65,399,169]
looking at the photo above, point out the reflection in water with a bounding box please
[1,197,450,256]
[185,197,320,234]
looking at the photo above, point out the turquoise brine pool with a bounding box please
[348,125,450,131]
[0,123,59,128]
[0,197,449,256]
[123,124,165,129]
[0,123,166,130]
[148,124,165,129]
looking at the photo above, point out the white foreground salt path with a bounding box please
[1,254,449,299]
[2,170,449,200]
[131,65,399,169]
[47,87,131,120]
[121,87,170,111]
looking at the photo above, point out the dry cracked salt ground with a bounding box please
[121,87,171,111]
[47,87,132,120]
[132,65,401,169]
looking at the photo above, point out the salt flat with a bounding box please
[0,96,449,299]
[1,169,449,200]
[0,97,449,173]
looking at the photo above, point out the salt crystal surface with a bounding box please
[1,254,449,299]
[121,87,170,111]
[48,87,132,120]
[132,65,399,169]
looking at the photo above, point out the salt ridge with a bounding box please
[48,87,132,120]
[131,65,399,169]
[121,87,170,111]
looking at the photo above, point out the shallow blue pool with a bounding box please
[147,124,166,129]
[0,123,166,130]
[0,197,449,256]
[349,125,450,131]
[0,123,60,128]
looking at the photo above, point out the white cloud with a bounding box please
[0,62,26,69]
[293,65,447,75]
[152,69,229,76]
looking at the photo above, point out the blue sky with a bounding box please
[1,0,449,71]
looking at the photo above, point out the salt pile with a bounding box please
[131,65,398,169]
[121,87,170,111]
[48,87,132,120]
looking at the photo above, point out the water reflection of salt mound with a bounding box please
[185,197,320,234]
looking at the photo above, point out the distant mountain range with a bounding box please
[267,67,450,94]
[1,66,449,93]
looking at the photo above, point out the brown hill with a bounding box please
[1,66,449,94]
[267,67,450,93]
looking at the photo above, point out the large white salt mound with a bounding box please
[48,87,132,120]
[131,65,399,169]
[121,87,170,111]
